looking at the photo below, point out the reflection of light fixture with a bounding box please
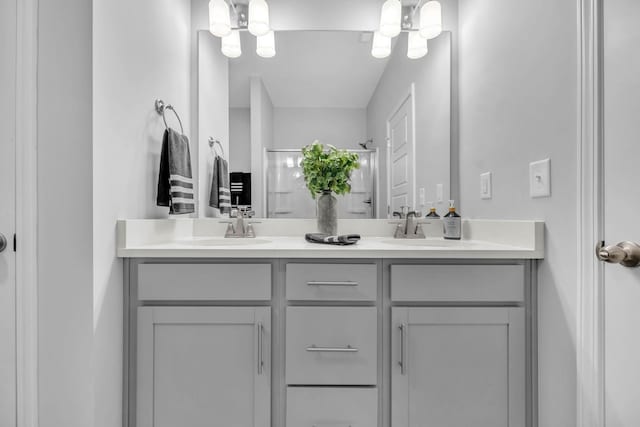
[371,32,391,59]
[379,0,402,38]
[221,30,242,58]
[407,31,428,59]
[248,0,270,36]
[286,157,295,168]
[419,1,442,39]
[256,31,276,58]
[209,0,232,37]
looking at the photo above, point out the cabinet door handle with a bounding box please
[306,345,358,353]
[257,322,264,375]
[306,281,358,287]
[399,323,407,375]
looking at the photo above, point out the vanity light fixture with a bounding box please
[209,0,232,37]
[209,0,276,58]
[371,31,391,59]
[419,1,443,40]
[379,0,402,38]
[407,31,428,59]
[248,0,270,36]
[256,30,276,58]
[221,30,242,58]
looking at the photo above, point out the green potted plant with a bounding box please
[301,141,360,235]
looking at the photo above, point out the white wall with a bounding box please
[367,33,451,217]
[250,77,274,216]
[230,108,252,172]
[38,0,94,426]
[273,107,366,149]
[457,1,579,426]
[93,1,192,427]
[198,31,229,217]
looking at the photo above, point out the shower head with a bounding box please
[358,139,374,149]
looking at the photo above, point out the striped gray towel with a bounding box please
[157,128,195,214]
[209,156,231,214]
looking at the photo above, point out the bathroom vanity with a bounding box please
[118,219,543,427]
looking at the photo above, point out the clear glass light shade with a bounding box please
[221,30,242,58]
[407,31,428,59]
[379,0,402,38]
[256,31,276,58]
[419,1,442,40]
[248,0,270,36]
[371,31,391,59]
[209,0,232,37]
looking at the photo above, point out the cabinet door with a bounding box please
[137,307,270,427]
[391,307,525,427]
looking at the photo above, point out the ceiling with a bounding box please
[228,30,393,109]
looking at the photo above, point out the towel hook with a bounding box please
[209,137,225,158]
[155,99,184,135]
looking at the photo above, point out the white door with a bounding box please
[387,89,415,217]
[602,1,640,425]
[0,0,17,425]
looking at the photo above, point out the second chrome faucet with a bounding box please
[391,206,429,239]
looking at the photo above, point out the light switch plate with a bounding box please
[529,158,551,198]
[436,184,444,202]
[480,172,492,199]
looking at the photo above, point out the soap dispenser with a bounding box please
[443,200,461,240]
[425,201,440,218]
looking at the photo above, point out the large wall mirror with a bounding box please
[196,5,455,219]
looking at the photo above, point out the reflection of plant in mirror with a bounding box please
[301,141,360,199]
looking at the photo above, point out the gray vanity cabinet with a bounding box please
[136,306,271,427]
[389,264,529,427]
[126,259,534,427]
[391,307,525,427]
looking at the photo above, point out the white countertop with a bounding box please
[117,219,544,259]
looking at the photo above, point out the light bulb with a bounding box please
[379,0,402,38]
[407,31,428,59]
[221,30,241,58]
[419,1,442,40]
[209,0,231,37]
[249,0,270,36]
[371,31,391,59]
[256,31,276,58]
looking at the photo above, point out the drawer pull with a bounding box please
[257,322,264,375]
[306,345,359,353]
[307,281,358,287]
[399,323,407,375]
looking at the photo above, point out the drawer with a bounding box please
[286,307,377,385]
[287,387,378,426]
[286,263,377,301]
[391,264,524,302]
[137,263,271,300]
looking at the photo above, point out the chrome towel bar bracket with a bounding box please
[155,99,184,135]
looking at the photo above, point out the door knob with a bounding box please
[0,234,6,253]
[596,240,640,267]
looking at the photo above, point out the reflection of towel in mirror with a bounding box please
[156,128,195,214]
[209,156,231,214]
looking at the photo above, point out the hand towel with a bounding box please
[304,233,361,246]
[209,156,231,214]
[157,128,195,214]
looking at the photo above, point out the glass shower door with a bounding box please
[265,149,377,219]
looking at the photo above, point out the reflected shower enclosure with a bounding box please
[265,149,378,219]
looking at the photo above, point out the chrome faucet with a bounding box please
[222,208,260,238]
[390,206,429,239]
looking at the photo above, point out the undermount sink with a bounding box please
[178,238,272,246]
[380,239,467,248]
